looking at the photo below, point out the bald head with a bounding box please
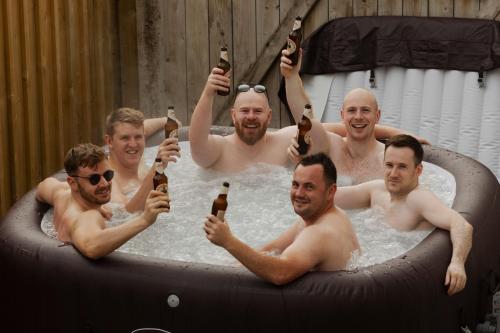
[342,88,378,111]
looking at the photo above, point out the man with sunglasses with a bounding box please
[281,49,428,184]
[36,143,170,260]
[190,68,331,172]
[105,107,180,212]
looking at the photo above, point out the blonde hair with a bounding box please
[105,107,144,136]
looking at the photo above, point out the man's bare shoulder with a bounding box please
[406,186,442,209]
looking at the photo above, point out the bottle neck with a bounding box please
[220,50,229,62]
[220,186,229,195]
[167,109,175,118]
[155,162,164,174]
[303,107,313,120]
[292,20,301,31]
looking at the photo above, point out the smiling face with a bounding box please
[106,122,145,169]
[69,160,113,205]
[341,88,380,142]
[384,146,422,196]
[231,90,271,145]
[290,164,335,221]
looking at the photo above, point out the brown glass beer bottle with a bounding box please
[153,158,169,196]
[165,106,182,138]
[297,104,313,155]
[287,16,302,66]
[216,47,231,96]
[211,182,229,220]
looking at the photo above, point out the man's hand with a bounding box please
[157,137,181,165]
[204,214,233,247]
[287,137,302,165]
[445,261,467,295]
[280,48,302,79]
[142,190,170,225]
[204,67,230,97]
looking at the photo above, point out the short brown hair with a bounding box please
[384,134,423,165]
[105,107,144,136]
[64,143,106,176]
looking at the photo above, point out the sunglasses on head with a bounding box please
[237,83,267,95]
[71,170,114,185]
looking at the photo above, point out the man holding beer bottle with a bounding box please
[36,143,170,260]
[105,107,180,212]
[204,153,359,285]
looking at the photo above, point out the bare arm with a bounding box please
[280,49,310,123]
[334,181,378,210]
[204,215,320,285]
[413,190,473,295]
[144,117,167,139]
[36,177,69,204]
[71,190,170,259]
[259,220,302,253]
[189,67,228,168]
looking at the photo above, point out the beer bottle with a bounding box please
[297,104,313,155]
[164,106,182,139]
[216,46,231,96]
[211,182,229,220]
[153,158,169,196]
[286,16,302,66]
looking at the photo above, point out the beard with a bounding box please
[78,182,111,205]
[234,120,267,145]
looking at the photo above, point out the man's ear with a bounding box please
[376,109,381,123]
[67,176,78,192]
[416,163,423,176]
[231,108,236,125]
[104,134,112,146]
[267,108,272,125]
[328,183,337,200]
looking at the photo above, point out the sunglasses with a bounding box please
[237,83,267,96]
[71,169,114,185]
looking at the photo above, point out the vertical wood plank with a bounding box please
[479,0,500,20]
[79,0,92,143]
[353,0,378,16]
[186,0,209,124]
[329,0,354,19]
[118,0,139,108]
[89,0,108,145]
[403,0,428,16]
[208,0,232,125]
[233,1,257,85]
[378,0,403,15]
[454,0,480,18]
[53,0,73,152]
[0,0,13,215]
[5,0,28,199]
[257,0,281,128]
[304,0,328,37]
[101,0,117,119]
[429,0,453,17]
[163,0,188,124]
[20,0,42,185]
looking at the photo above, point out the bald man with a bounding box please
[281,50,424,184]
[189,68,331,172]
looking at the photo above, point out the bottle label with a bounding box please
[168,129,178,138]
[220,50,229,62]
[216,210,226,220]
[156,183,169,194]
[287,38,297,54]
[293,20,301,31]
[304,131,311,144]
[303,107,314,119]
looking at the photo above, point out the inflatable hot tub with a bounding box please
[0,126,499,333]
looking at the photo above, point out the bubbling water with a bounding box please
[41,141,456,268]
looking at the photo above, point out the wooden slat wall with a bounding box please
[1,0,498,217]
[0,0,117,217]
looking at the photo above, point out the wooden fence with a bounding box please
[1,0,499,217]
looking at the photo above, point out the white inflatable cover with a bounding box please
[303,67,500,179]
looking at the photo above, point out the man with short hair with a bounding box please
[36,143,170,260]
[282,50,427,184]
[204,153,360,285]
[334,134,473,295]
[189,68,331,172]
[105,107,180,212]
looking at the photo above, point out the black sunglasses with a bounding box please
[71,170,114,185]
[237,83,267,96]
